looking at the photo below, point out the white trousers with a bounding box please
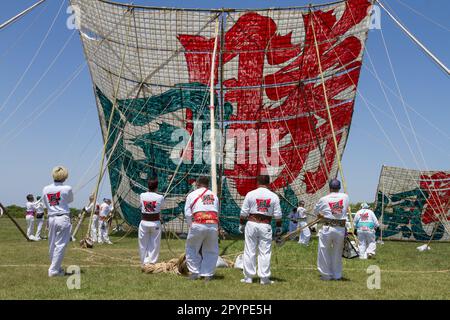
[317,226,345,280]
[26,215,34,238]
[138,221,162,264]
[243,221,272,279]
[358,231,376,259]
[98,219,110,243]
[185,223,219,277]
[48,215,71,276]
[288,222,298,239]
[90,215,99,241]
[298,220,311,245]
[35,217,45,239]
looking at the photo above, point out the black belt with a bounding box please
[323,218,346,227]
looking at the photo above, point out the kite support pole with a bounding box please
[71,209,86,241]
[0,203,31,241]
[0,0,46,31]
[376,0,450,76]
[209,18,220,195]
[276,217,322,247]
[309,10,357,238]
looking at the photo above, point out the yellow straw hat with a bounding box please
[52,166,69,182]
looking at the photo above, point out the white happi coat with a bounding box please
[139,192,164,264]
[288,210,299,234]
[297,206,311,245]
[42,182,73,277]
[85,201,100,241]
[240,187,282,280]
[354,208,379,259]
[34,199,46,239]
[25,201,36,239]
[184,187,219,277]
[98,202,112,243]
[314,192,349,280]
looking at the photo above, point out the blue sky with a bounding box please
[0,0,449,209]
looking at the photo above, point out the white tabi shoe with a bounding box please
[48,270,65,277]
[260,278,274,285]
[240,277,252,284]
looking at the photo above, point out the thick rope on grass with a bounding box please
[141,254,235,275]
[141,253,189,275]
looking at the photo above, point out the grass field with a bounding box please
[0,217,449,300]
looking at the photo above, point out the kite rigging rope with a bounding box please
[0,0,65,116]
[377,27,448,223]
[307,5,449,239]
[158,15,221,258]
[312,4,447,239]
[86,10,133,239]
[340,6,450,235]
[0,1,48,62]
[310,9,356,232]
[375,0,449,76]
[349,5,449,228]
[0,30,78,134]
[395,0,450,33]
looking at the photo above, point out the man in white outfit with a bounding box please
[85,195,100,242]
[42,166,73,277]
[354,203,379,259]
[98,198,113,244]
[139,177,164,265]
[34,196,46,240]
[315,179,349,281]
[184,176,219,281]
[25,194,36,240]
[297,201,311,246]
[288,208,299,240]
[239,175,282,285]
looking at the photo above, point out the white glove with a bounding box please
[239,224,245,234]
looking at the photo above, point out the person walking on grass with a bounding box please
[354,203,379,259]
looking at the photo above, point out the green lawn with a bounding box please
[0,217,448,300]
